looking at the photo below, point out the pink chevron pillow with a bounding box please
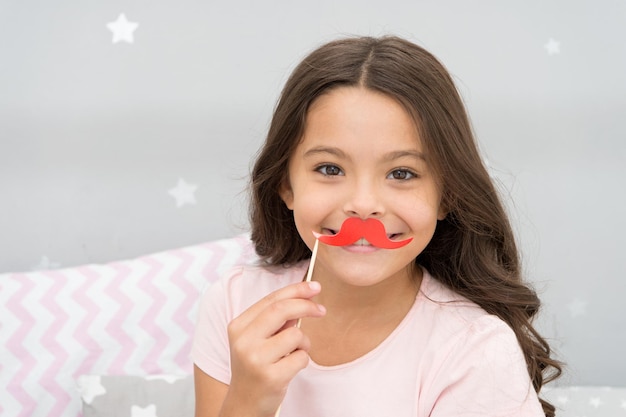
[0,234,255,417]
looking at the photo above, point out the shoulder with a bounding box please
[203,260,309,318]
[417,270,500,332]
[220,260,308,292]
[414,270,528,378]
[414,271,541,415]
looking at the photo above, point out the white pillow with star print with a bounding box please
[77,375,193,417]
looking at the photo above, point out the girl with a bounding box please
[192,36,561,417]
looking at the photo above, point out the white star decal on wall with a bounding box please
[567,298,588,318]
[168,178,198,207]
[544,38,560,55]
[131,404,158,417]
[76,375,107,405]
[556,395,569,405]
[588,397,603,408]
[32,255,61,271]
[106,13,139,44]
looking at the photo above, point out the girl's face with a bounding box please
[280,87,445,287]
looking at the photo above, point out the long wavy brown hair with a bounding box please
[250,35,561,415]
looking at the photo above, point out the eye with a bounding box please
[387,168,417,180]
[316,164,344,176]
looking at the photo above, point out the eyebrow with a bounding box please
[382,150,426,162]
[302,146,425,162]
[302,146,349,160]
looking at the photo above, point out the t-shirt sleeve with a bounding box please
[190,266,243,385]
[429,315,544,417]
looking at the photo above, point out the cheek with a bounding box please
[291,206,321,248]
[416,186,444,218]
[292,197,327,224]
[400,195,441,229]
[291,179,335,211]
[290,188,338,235]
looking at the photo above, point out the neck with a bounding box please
[311,263,422,323]
[301,262,423,366]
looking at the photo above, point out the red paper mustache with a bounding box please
[313,218,412,249]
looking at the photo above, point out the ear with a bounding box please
[437,207,447,221]
[279,179,294,210]
[436,198,448,221]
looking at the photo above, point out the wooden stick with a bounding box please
[275,238,319,417]
[305,238,319,283]
[297,238,319,328]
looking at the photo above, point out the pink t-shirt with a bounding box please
[191,261,544,417]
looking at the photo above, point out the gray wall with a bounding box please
[1,1,624,386]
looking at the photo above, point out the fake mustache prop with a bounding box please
[313,217,413,249]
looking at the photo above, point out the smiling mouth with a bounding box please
[316,218,413,249]
[313,217,413,249]
[323,228,401,242]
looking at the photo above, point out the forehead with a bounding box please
[298,86,424,155]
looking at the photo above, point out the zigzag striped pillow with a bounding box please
[0,234,255,417]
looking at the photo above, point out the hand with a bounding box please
[221,280,326,417]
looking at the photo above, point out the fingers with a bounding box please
[229,280,325,338]
[272,348,311,377]
[258,298,325,337]
[225,280,325,415]
[228,280,325,363]
[251,280,322,321]
[265,325,312,362]
[227,279,326,367]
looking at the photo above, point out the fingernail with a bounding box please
[317,304,326,314]
[308,281,321,291]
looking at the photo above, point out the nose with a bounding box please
[343,179,385,219]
